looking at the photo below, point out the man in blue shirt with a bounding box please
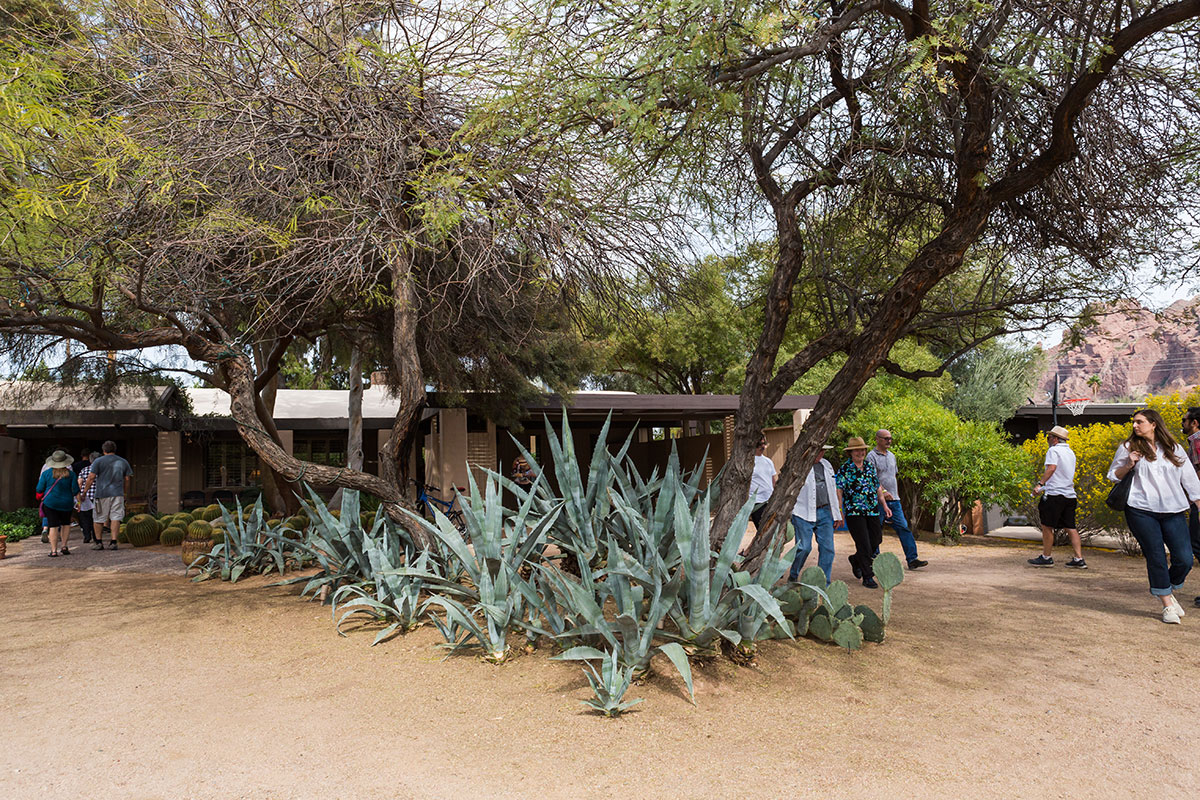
[82,440,133,550]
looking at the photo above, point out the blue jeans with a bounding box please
[1125,507,1194,596]
[790,507,835,584]
[879,500,919,563]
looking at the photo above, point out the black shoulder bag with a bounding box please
[1105,464,1133,512]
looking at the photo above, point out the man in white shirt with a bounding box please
[788,446,842,584]
[1029,425,1086,568]
[748,434,777,530]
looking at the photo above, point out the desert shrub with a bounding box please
[841,394,1029,537]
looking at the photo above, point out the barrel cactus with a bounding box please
[159,526,186,546]
[124,514,161,547]
[182,521,215,567]
[186,520,213,538]
[210,529,227,545]
[172,512,195,525]
[284,515,307,531]
[200,505,222,522]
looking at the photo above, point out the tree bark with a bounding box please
[330,344,364,510]
[380,250,428,502]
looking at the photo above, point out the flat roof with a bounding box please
[1,384,816,432]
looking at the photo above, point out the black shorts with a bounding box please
[43,506,73,528]
[1038,494,1077,530]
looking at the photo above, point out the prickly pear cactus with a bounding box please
[873,552,904,592]
[832,618,864,650]
[856,605,885,643]
[808,607,833,642]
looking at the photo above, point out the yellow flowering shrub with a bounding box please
[1019,389,1200,539]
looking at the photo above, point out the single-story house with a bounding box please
[0,379,815,513]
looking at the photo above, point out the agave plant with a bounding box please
[637,486,791,660]
[579,649,643,717]
[506,414,636,573]
[545,528,695,702]
[396,470,560,663]
[190,497,295,582]
[271,487,383,601]
[331,542,437,645]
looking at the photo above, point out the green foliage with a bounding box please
[794,339,953,415]
[590,252,761,394]
[0,507,39,542]
[948,344,1045,423]
[841,394,1029,536]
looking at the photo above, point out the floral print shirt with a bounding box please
[836,459,881,515]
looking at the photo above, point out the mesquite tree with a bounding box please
[513,0,1200,556]
[0,0,669,523]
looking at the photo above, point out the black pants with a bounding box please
[846,513,883,579]
[79,508,94,542]
[1190,505,1200,566]
[750,502,766,530]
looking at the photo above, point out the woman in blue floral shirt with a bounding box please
[836,437,892,588]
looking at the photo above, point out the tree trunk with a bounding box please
[215,352,427,543]
[380,250,428,502]
[330,344,364,511]
[735,206,993,567]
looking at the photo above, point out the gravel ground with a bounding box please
[1,533,1198,799]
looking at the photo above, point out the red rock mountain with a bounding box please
[1037,298,1200,402]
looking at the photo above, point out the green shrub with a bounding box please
[0,508,40,542]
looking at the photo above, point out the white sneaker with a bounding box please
[1162,605,1181,624]
[1169,597,1186,618]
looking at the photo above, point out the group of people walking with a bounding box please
[36,441,133,556]
[1031,408,1200,624]
[749,429,928,590]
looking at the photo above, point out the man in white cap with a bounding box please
[1029,425,1086,568]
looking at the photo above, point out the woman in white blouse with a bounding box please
[1107,408,1200,624]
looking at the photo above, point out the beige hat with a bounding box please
[843,436,869,452]
[1048,425,1070,440]
[44,449,73,469]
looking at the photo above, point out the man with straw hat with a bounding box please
[1029,425,1086,569]
[836,436,891,588]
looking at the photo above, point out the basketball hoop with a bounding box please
[1061,397,1090,416]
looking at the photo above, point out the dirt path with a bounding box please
[2,533,1197,799]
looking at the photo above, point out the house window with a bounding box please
[205,440,260,488]
[294,437,347,467]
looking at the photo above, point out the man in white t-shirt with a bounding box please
[748,434,777,530]
[1029,425,1086,569]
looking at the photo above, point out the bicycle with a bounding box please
[412,480,465,531]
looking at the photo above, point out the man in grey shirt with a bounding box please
[82,440,133,550]
[866,429,927,570]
